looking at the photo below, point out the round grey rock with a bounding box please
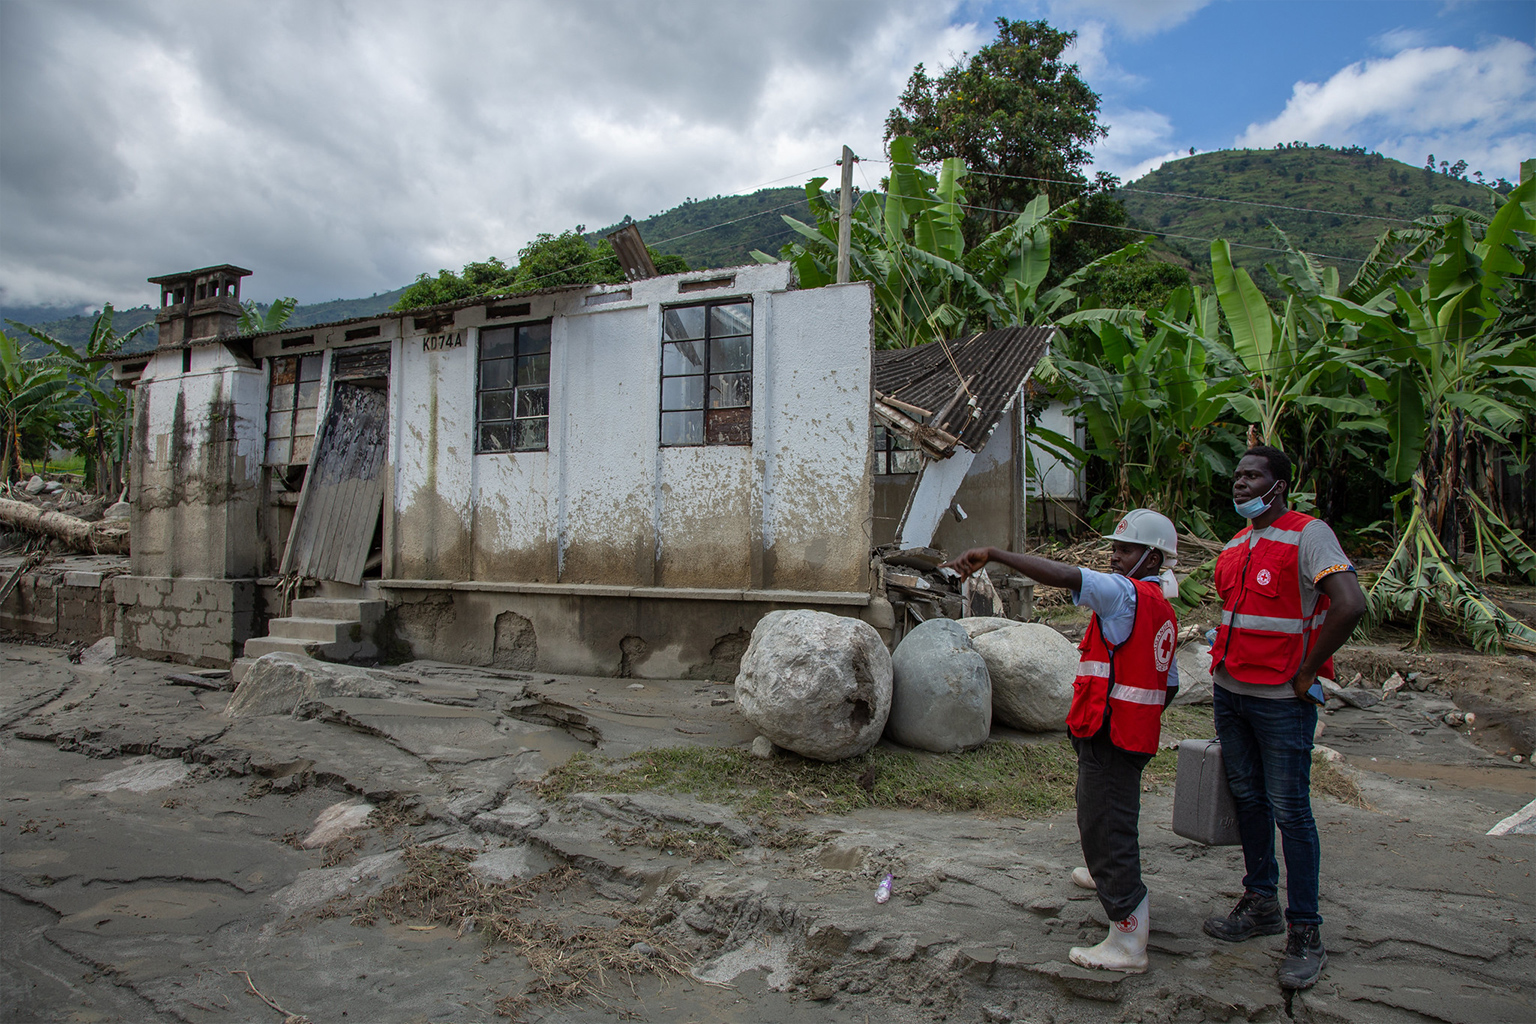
[968,622,1076,731]
[103,501,132,520]
[750,735,776,759]
[734,609,892,762]
[888,618,991,753]
[225,653,397,718]
[24,475,46,495]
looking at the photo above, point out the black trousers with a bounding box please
[1072,720,1152,922]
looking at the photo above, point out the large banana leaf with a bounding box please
[1210,240,1275,374]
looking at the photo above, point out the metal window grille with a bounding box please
[659,299,752,446]
[477,322,551,452]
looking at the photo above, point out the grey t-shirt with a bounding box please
[1213,516,1355,700]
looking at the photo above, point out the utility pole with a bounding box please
[836,145,856,284]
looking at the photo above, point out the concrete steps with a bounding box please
[232,597,385,684]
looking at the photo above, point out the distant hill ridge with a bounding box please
[7,148,1502,351]
[1117,147,1502,277]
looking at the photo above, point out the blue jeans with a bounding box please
[1213,685,1321,928]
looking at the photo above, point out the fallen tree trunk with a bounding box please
[0,498,129,555]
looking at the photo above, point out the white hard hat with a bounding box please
[1103,509,1178,564]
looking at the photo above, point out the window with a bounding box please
[660,299,752,446]
[266,354,322,465]
[478,322,550,452]
[872,425,919,475]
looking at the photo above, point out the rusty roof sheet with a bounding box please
[872,326,1054,451]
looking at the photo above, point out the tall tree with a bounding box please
[884,17,1124,260]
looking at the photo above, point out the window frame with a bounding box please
[476,319,552,454]
[871,424,920,476]
[658,297,754,448]
[264,353,323,467]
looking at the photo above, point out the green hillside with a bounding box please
[1119,147,1504,280]
[588,186,812,269]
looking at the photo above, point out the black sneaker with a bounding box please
[1278,924,1327,990]
[1202,891,1285,942]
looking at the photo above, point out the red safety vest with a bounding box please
[1212,509,1337,687]
[1067,577,1177,755]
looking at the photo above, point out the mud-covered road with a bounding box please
[2,640,1532,1024]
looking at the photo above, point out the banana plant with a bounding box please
[8,305,149,494]
[0,331,69,485]
[238,297,298,334]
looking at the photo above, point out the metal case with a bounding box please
[1172,738,1241,846]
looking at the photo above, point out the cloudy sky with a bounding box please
[2,0,1531,312]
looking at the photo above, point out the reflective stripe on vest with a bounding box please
[1067,577,1176,755]
[1212,509,1335,687]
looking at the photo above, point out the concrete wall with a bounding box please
[129,343,265,579]
[386,267,873,598]
[114,576,256,667]
[0,568,118,643]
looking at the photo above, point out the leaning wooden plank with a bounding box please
[0,498,129,555]
[0,560,26,606]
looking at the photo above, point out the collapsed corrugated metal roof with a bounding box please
[872,325,1055,453]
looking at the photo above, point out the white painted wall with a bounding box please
[386,265,872,594]
[1025,398,1085,501]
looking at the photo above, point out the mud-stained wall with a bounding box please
[387,266,872,598]
[387,586,870,680]
[756,283,873,592]
[556,305,659,586]
[933,405,1020,554]
[130,345,264,580]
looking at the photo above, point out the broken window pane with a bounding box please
[293,408,317,437]
[709,303,751,338]
[514,419,547,451]
[661,410,703,445]
[480,391,515,422]
[516,352,549,386]
[516,386,548,419]
[661,375,705,411]
[481,357,514,390]
[662,340,706,375]
[271,358,298,386]
[520,322,551,352]
[891,449,921,474]
[481,325,518,359]
[291,436,314,464]
[708,372,751,409]
[710,335,751,373]
[479,424,512,452]
[706,407,751,444]
[663,306,706,341]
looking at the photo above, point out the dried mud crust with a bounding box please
[1335,643,1536,757]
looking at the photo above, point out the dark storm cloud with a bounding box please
[0,0,980,307]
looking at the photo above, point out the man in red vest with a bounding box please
[1203,446,1366,991]
[944,508,1180,973]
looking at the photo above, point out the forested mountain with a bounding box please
[1118,146,1504,278]
[7,146,1506,352]
[586,186,812,269]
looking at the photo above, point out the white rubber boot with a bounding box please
[1071,867,1096,890]
[1070,893,1149,973]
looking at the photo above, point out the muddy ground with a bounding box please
[1,637,1533,1024]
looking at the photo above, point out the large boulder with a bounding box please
[967,621,1076,732]
[225,653,397,718]
[734,610,892,762]
[888,619,991,753]
[1173,643,1213,705]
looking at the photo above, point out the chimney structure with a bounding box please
[148,264,251,347]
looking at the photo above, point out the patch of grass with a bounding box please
[534,740,1080,819]
[1312,753,1370,809]
[1159,704,1216,739]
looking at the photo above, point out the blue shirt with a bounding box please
[1072,567,1180,691]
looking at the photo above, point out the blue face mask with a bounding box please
[1233,480,1280,519]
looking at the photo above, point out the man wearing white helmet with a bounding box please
[943,508,1180,974]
